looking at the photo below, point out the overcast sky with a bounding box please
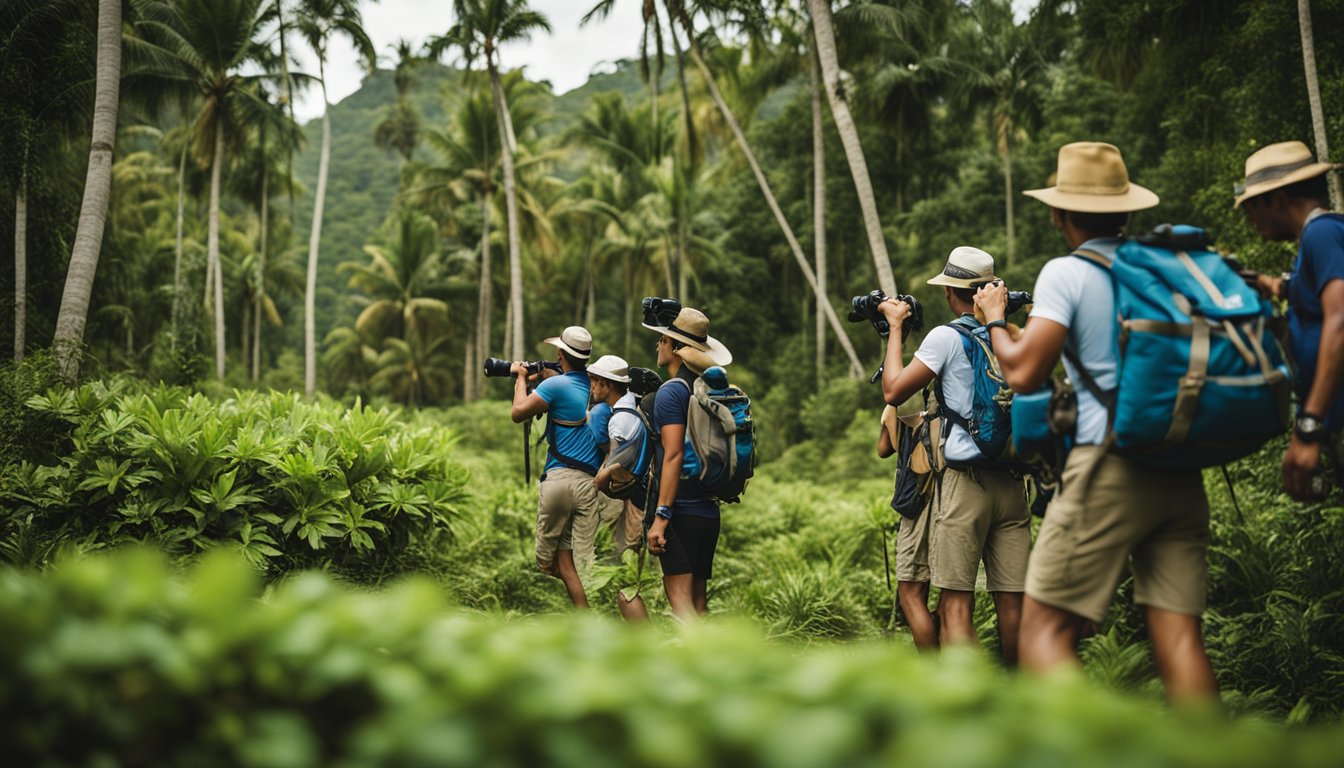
[289,0,645,122]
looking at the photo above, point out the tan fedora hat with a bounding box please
[542,326,592,359]
[1233,141,1339,208]
[586,354,631,383]
[642,306,732,367]
[927,246,999,289]
[1024,142,1159,213]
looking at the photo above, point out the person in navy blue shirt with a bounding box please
[641,305,733,619]
[510,326,606,607]
[1237,142,1344,500]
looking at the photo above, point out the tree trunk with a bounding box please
[490,61,525,361]
[14,170,27,362]
[477,192,492,391]
[463,338,474,402]
[585,249,597,329]
[661,234,675,296]
[675,9,865,377]
[172,139,187,351]
[676,221,689,301]
[1000,118,1015,266]
[623,251,633,359]
[664,13,697,163]
[808,0,897,298]
[209,115,226,379]
[1299,0,1343,209]
[503,295,513,362]
[253,161,268,381]
[811,47,826,387]
[305,69,331,397]
[241,291,251,372]
[53,0,121,382]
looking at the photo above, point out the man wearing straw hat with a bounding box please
[878,247,1030,662]
[642,305,732,619]
[1235,141,1344,501]
[510,325,606,608]
[976,142,1219,702]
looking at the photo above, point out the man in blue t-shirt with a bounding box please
[641,304,733,620]
[1236,141,1344,500]
[510,326,605,608]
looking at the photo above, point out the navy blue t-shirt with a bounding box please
[1288,212,1344,429]
[651,368,719,519]
[534,371,602,473]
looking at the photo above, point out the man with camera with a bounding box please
[877,246,1031,663]
[1235,142,1344,501]
[509,325,607,608]
[976,142,1218,703]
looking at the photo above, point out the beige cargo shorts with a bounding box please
[535,467,606,576]
[928,466,1030,592]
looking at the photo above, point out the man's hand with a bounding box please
[510,361,527,376]
[877,297,912,327]
[1282,436,1323,501]
[975,282,1009,323]
[1242,270,1284,300]
[647,517,669,554]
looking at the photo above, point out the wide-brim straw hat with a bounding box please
[1024,142,1159,213]
[1234,141,1339,208]
[587,354,631,383]
[542,325,592,359]
[642,306,732,367]
[927,246,999,289]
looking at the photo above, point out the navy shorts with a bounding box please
[657,514,721,579]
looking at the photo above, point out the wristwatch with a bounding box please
[985,319,1008,332]
[1295,412,1327,444]
[654,505,674,521]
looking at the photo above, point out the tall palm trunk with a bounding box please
[999,117,1015,265]
[172,139,187,351]
[623,251,634,359]
[53,0,121,382]
[807,0,897,297]
[208,114,226,379]
[810,50,826,386]
[14,169,27,362]
[664,14,697,162]
[1298,0,1342,209]
[673,7,864,377]
[475,193,492,397]
[253,161,268,381]
[489,59,525,361]
[305,66,332,397]
[463,338,474,402]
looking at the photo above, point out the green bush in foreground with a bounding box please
[4,550,1343,768]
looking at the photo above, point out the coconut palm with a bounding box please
[1298,0,1342,208]
[428,0,551,362]
[52,0,120,381]
[340,209,449,347]
[294,0,376,396]
[374,39,426,169]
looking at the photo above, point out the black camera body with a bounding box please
[1003,289,1033,316]
[483,357,562,378]
[849,290,924,340]
[641,296,683,328]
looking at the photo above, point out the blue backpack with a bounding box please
[936,316,1015,463]
[1068,226,1291,468]
[673,366,757,503]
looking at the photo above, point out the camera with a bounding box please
[483,357,561,378]
[972,280,1033,316]
[848,290,924,340]
[627,366,663,398]
[641,296,683,328]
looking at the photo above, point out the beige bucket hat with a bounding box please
[1024,142,1159,213]
[542,326,592,359]
[927,246,999,289]
[1234,141,1338,208]
[642,306,733,367]
[587,354,631,383]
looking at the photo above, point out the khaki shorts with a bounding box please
[535,468,606,575]
[1027,445,1210,623]
[928,466,1030,592]
[607,499,645,562]
[894,502,931,583]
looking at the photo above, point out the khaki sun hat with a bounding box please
[927,246,999,289]
[1233,141,1339,208]
[542,326,592,359]
[1024,142,1159,213]
[642,306,732,367]
[587,354,631,383]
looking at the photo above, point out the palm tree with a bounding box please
[1298,0,1342,209]
[52,0,120,382]
[295,0,376,396]
[374,39,425,170]
[340,209,449,347]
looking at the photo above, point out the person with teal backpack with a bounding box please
[977,142,1225,703]
[879,246,1030,664]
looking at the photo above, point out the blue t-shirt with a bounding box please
[588,402,613,451]
[534,372,602,474]
[1288,212,1344,429]
[651,369,719,519]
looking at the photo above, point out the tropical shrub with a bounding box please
[0,380,466,579]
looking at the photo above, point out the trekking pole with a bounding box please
[523,420,532,485]
[881,526,893,592]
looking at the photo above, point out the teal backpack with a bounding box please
[1071,225,1291,468]
[936,316,1015,463]
[673,366,757,503]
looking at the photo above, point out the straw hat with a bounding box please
[1024,142,1158,213]
[587,354,631,383]
[542,326,592,359]
[927,246,998,289]
[642,306,732,367]
[1234,141,1338,208]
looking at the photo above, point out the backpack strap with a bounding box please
[545,413,600,476]
[1065,250,1119,420]
[932,318,981,460]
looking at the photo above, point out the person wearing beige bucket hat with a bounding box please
[1235,141,1344,503]
[876,246,1031,662]
[976,141,1220,701]
[509,325,607,609]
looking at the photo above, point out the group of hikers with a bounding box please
[502,138,1344,707]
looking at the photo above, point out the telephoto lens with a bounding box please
[482,357,514,378]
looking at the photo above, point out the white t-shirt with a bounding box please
[1029,237,1122,445]
[913,322,980,462]
[607,392,642,445]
